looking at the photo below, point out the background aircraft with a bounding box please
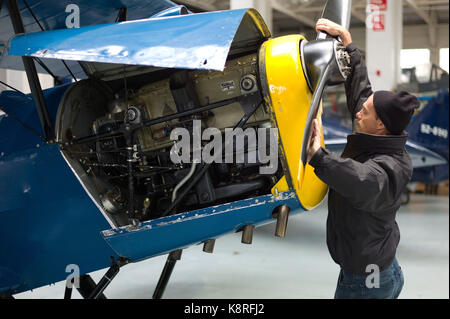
[407,89,449,184]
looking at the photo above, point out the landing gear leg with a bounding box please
[63,274,109,299]
[77,275,107,299]
[152,249,182,299]
[86,257,129,299]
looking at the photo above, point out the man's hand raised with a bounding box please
[315,18,353,47]
[307,119,322,164]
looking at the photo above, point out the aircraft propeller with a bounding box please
[300,0,353,167]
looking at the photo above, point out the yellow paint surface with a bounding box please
[261,35,328,210]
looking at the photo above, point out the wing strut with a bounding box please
[22,0,78,83]
[5,0,55,142]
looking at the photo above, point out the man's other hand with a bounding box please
[315,18,352,46]
[307,119,322,163]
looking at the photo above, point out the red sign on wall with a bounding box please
[372,13,385,31]
[370,0,387,11]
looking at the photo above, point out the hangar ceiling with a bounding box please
[174,0,449,36]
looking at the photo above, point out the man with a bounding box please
[307,19,420,299]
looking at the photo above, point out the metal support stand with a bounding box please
[86,257,128,299]
[64,278,73,299]
[77,275,107,299]
[152,249,182,299]
[64,274,107,299]
[88,264,119,299]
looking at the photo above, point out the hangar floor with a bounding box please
[15,193,448,299]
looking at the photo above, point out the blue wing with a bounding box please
[0,0,180,79]
[5,7,269,80]
[8,9,269,74]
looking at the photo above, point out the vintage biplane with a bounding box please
[0,0,443,299]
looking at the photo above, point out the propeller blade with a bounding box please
[317,0,352,40]
[297,0,353,169]
[300,39,350,166]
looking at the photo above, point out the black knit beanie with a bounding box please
[373,91,420,135]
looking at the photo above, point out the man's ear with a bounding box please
[376,118,384,128]
[376,118,390,135]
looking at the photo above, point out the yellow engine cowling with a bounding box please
[258,34,328,210]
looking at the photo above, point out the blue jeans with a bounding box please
[334,258,404,299]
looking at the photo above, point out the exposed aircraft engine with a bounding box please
[50,0,353,229]
[56,53,283,227]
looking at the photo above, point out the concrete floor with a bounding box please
[15,193,449,299]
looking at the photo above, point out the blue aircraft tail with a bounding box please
[407,89,449,183]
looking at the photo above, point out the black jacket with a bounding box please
[309,43,413,274]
